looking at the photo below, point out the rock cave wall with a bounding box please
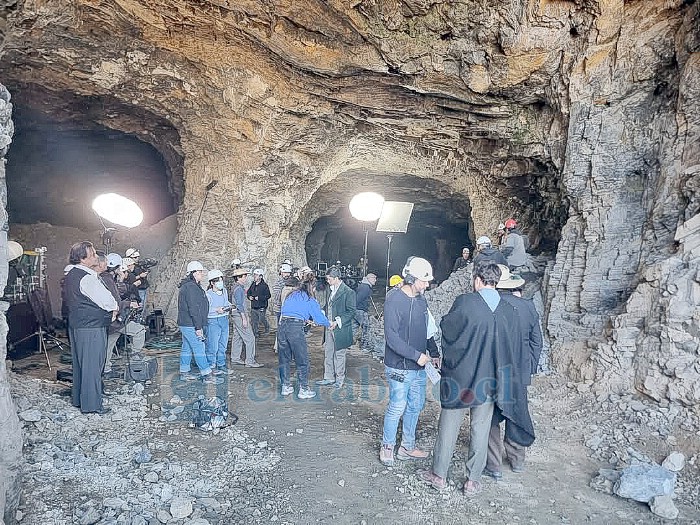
[0,0,695,454]
[0,83,22,524]
[544,1,700,407]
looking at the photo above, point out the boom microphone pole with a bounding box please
[163,180,219,316]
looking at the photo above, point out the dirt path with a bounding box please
[221,328,700,524]
[10,327,700,524]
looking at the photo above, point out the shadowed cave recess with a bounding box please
[0,0,699,521]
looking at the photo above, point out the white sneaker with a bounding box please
[281,385,294,396]
[298,388,317,399]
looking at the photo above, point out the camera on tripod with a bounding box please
[139,257,159,269]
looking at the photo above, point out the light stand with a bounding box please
[349,192,385,278]
[385,234,394,293]
[361,223,370,277]
[375,201,414,294]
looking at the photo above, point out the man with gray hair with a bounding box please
[317,267,356,388]
[64,241,118,415]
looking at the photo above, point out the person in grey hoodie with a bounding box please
[501,218,528,270]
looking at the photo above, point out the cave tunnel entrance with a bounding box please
[3,87,184,316]
[6,103,179,230]
[302,172,474,285]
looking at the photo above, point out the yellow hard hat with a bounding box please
[389,274,403,287]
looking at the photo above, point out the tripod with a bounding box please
[9,326,68,370]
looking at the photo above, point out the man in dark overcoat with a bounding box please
[417,263,534,496]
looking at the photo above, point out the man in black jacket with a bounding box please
[472,236,507,268]
[417,263,534,496]
[247,268,272,337]
[452,247,471,272]
[484,265,542,478]
[380,257,440,467]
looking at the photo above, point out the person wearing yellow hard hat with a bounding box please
[389,274,403,288]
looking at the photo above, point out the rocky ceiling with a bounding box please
[0,1,698,403]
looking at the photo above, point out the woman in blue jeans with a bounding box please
[178,261,223,385]
[278,274,330,399]
[205,269,233,375]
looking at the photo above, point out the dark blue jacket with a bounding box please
[383,288,428,371]
[355,282,372,312]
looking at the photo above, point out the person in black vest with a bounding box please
[64,241,119,415]
[247,268,271,338]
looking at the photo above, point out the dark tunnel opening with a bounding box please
[5,109,177,229]
[305,207,472,284]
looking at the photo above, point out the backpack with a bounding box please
[191,396,237,431]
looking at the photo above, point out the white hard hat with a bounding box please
[125,248,140,258]
[7,241,23,261]
[476,236,492,246]
[403,257,434,282]
[253,268,264,276]
[187,261,205,273]
[498,223,505,231]
[106,253,123,268]
[207,269,223,281]
[122,257,135,266]
[231,258,241,267]
[280,263,292,273]
[283,259,292,265]
[297,266,312,277]
[63,265,73,274]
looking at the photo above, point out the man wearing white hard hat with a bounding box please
[100,253,146,379]
[177,261,223,384]
[472,235,507,268]
[125,248,149,312]
[271,263,293,325]
[380,256,439,467]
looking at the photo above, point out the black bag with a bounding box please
[191,396,237,431]
[124,358,158,381]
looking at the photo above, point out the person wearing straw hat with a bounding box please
[229,267,263,368]
[484,264,543,479]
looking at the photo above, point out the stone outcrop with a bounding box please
[0,10,697,521]
[0,83,22,524]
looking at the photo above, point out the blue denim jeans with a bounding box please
[277,318,310,389]
[382,366,427,449]
[206,316,229,369]
[179,326,212,376]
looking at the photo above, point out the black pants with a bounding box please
[70,327,107,412]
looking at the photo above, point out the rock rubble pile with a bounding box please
[10,374,282,525]
[585,391,700,520]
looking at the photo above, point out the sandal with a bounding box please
[417,469,448,491]
[462,479,481,496]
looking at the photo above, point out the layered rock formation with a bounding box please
[0,7,697,521]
